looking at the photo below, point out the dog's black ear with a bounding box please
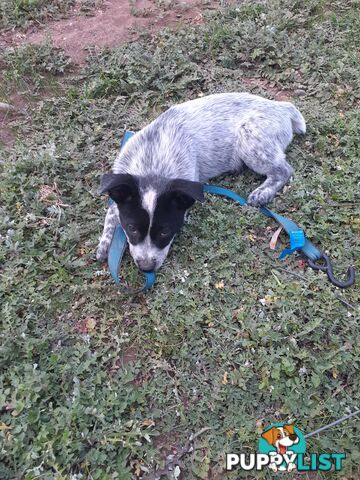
[167,179,204,210]
[97,173,138,204]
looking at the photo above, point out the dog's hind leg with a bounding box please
[246,149,293,206]
[96,203,120,262]
[236,121,294,206]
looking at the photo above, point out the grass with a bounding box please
[0,0,102,29]
[0,0,359,478]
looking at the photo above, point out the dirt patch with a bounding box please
[1,0,218,64]
[0,0,222,147]
[0,0,293,149]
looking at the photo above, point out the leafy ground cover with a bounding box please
[0,0,359,478]
[0,0,101,29]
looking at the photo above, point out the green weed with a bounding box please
[0,0,102,28]
[0,0,359,478]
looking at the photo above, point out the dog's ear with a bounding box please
[167,179,204,210]
[97,173,139,204]
[261,427,276,446]
[284,424,295,435]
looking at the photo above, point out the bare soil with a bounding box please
[0,0,218,64]
[0,0,290,148]
[0,0,221,147]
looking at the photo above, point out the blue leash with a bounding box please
[107,216,156,291]
[105,132,355,292]
[203,184,320,262]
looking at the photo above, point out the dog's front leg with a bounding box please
[96,203,120,262]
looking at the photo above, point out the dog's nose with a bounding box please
[289,434,297,441]
[137,258,156,272]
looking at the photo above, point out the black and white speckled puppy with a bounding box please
[97,92,305,271]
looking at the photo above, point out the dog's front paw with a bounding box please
[96,244,108,263]
[247,187,274,207]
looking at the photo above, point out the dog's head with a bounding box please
[261,424,299,454]
[98,173,204,271]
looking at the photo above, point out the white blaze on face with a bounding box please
[141,188,157,223]
[129,187,172,270]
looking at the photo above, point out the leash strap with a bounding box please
[105,131,355,291]
[304,408,360,439]
[203,184,321,262]
[203,185,355,287]
[108,216,156,292]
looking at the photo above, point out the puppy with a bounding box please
[261,424,300,472]
[97,92,305,271]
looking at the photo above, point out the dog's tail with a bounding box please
[288,104,306,134]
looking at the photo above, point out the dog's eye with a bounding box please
[160,230,170,237]
[277,434,281,438]
[127,224,137,233]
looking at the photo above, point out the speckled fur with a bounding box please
[96,92,305,263]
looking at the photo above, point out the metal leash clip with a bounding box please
[308,251,356,289]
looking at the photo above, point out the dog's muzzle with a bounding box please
[137,258,156,272]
